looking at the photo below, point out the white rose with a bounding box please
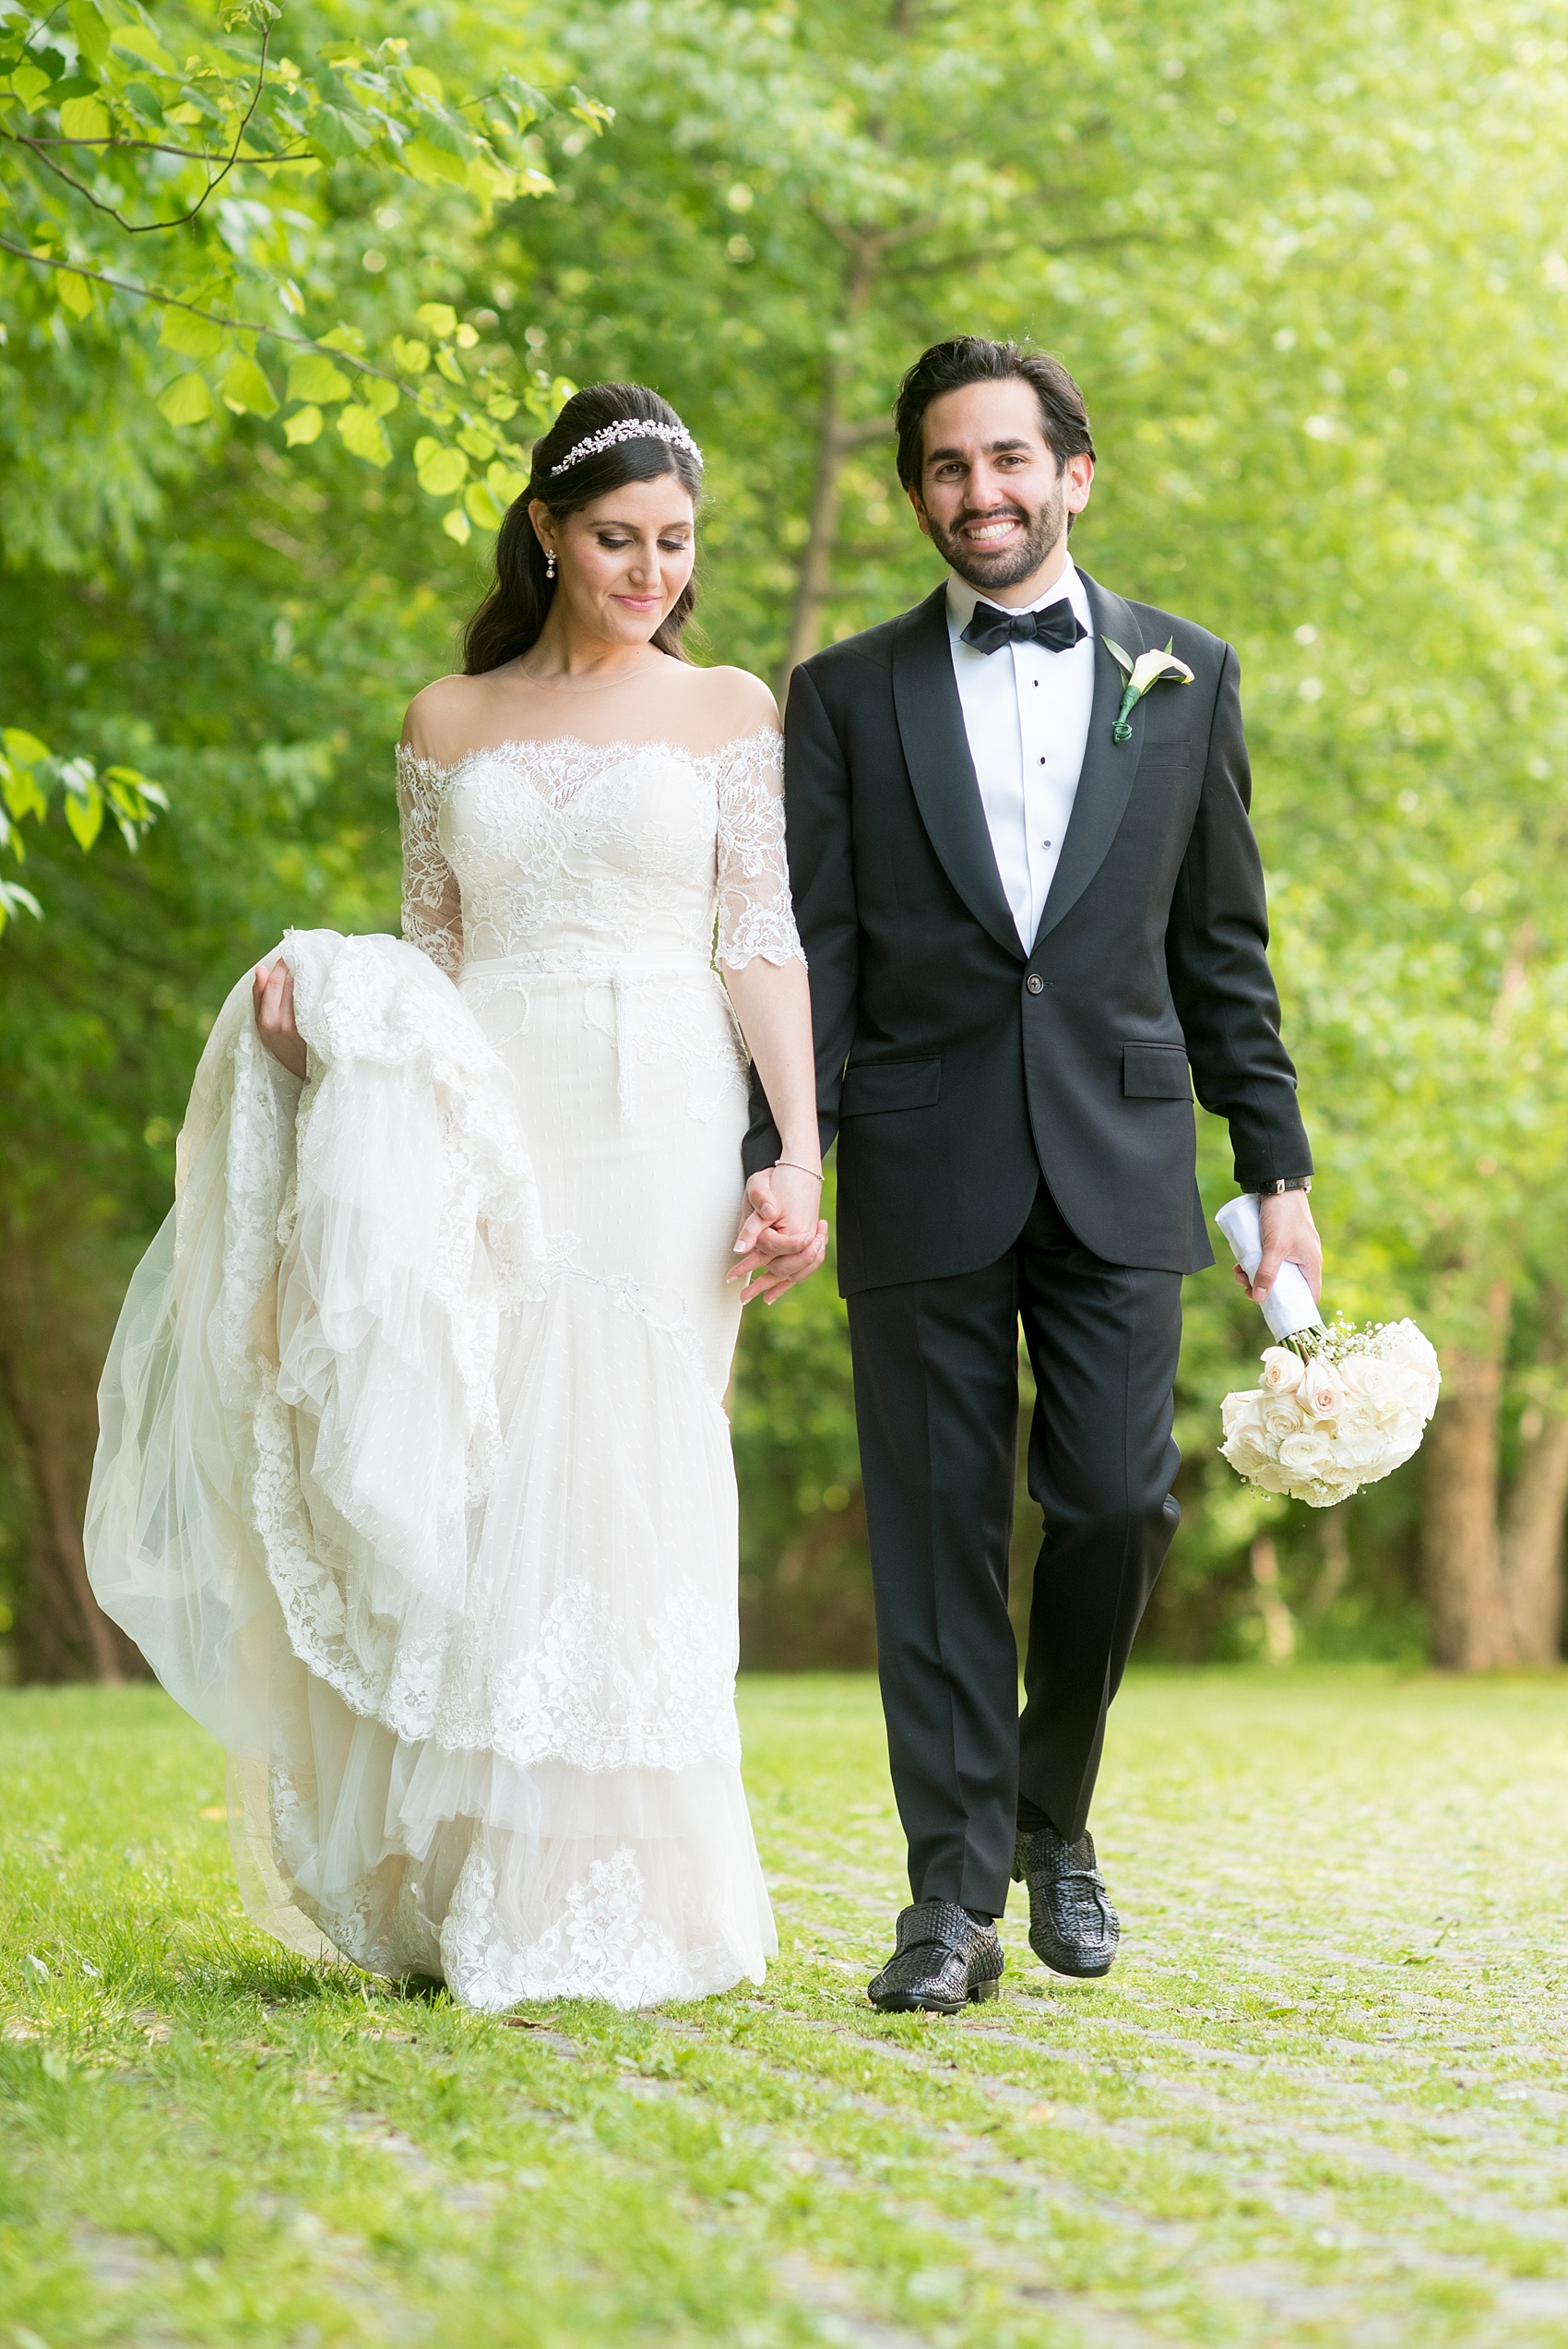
[1221,1387,1265,1437]
[1334,1421,1390,1475]
[1223,1425,1273,1476]
[1300,1360,1345,1423]
[1278,1427,1337,1479]
[1339,1354,1397,1416]
[1262,1394,1306,1439]
[1258,1347,1306,1396]
[1384,1325,1442,1414]
[1250,1459,1294,1495]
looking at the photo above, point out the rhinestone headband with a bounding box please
[550,417,701,475]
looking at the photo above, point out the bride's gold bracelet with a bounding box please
[774,1160,824,1183]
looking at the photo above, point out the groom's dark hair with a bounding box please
[894,339,1095,491]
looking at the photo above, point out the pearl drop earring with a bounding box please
[545,550,557,580]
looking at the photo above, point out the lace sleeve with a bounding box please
[397,747,464,979]
[714,728,805,971]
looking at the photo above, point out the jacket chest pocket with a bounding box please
[1123,1043,1192,1100]
[840,1056,943,1116]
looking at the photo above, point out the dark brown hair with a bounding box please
[463,382,704,674]
[894,338,1095,491]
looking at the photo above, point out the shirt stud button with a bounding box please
[1027,973,1045,996]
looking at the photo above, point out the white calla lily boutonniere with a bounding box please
[1103,638,1195,744]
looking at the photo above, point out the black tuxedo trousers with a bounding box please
[849,1180,1181,1910]
[747,572,1312,1909]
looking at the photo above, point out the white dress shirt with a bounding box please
[946,558,1096,951]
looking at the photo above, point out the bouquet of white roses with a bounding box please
[1213,1196,1441,1508]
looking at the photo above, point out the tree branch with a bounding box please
[5,16,274,234]
[0,238,430,405]
[21,134,311,163]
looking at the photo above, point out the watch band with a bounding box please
[1256,1176,1313,1195]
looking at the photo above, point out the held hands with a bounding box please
[252,957,308,1080]
[728,1164,828,1306]
[1236,1189,1324,1306]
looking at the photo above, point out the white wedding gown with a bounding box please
[85,723,801,2008]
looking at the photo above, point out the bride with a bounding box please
[85,382,826,2009]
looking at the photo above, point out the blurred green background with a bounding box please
[4,0,1567,1683]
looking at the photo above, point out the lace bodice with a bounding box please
[397,728,803,979]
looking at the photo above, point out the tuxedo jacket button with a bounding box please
[1026,973,1045,996]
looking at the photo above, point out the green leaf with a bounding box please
[416,446,468,497]
[403,65,445,102]
[62,771,102,850]
[109,23,179,73]
[58,92,109,139]
[157,374,213,427]
[319,324,368,357]
[487,463,528,507]
[286,353,352,405]
[66,0,110,73]
[0,877,43,930]
[442,507,471,545]
[222,352,279,417]
[1,766,48,823]
[338,402,392,468]
[392,337,431,376]
[400,135,469,189]
[309,103,373,160]
[457,423,494,461]
[1102,636,1134,675]
[464,481,504,531]
[56,271,93,322]
[159,308,225,362]
[415,304,458,340]
[467,156,516,206]
[10,64,52,109]
[435,348,465,386]
[3,730,51,769]
[361,376,398,418]
[283,404,324,446]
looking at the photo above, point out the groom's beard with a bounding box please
[928,478,1066,594]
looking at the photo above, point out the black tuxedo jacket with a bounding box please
[743,570,1312,1296]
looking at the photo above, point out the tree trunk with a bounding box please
[0,1296,125,1683]
[1307,1505,1351,1617]
[778,241,882,693]
[1421,1279,1513,1669]
[1249,1535,1296,1664]
[1500,1285,1568,1665]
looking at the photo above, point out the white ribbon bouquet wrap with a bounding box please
[1214,1196,1441,1508]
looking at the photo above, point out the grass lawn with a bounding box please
[3,1670,1568,2348]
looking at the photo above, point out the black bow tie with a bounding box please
[960,598,1089,657]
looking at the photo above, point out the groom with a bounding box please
[743,338,1321,2011]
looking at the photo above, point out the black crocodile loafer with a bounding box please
[1012,1824,1120,1979]
[867,1900,1004,2015]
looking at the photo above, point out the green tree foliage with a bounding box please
[5,0,1568,1674]
[0,0,597,924]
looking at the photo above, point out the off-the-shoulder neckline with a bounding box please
[396,726,782,786]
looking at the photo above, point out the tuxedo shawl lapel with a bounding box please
[891,583,1025,962]
[1031,573,1146,949]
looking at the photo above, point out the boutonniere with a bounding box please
[1103,638,1194,744]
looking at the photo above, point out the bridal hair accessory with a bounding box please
[551,418,702,475]
[1214,1194,1440,1508]
[1103,637,1194,744]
